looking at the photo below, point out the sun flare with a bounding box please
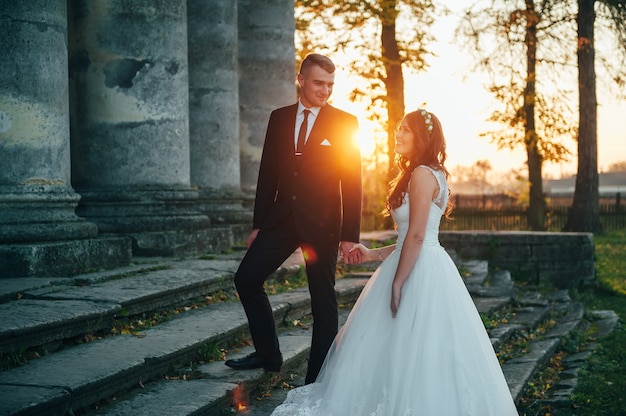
[356,118,384,159]
[357,129,376,158]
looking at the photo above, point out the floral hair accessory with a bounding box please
[419,108,433,135]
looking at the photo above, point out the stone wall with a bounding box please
[439,231,596,289]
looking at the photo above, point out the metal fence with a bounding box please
[439,203,625,231]
[362,193,625,232]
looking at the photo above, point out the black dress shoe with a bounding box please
[225,352,283,372]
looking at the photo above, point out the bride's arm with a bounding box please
[349,243,396,262]
[390,168,438,316]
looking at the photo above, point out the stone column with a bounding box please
[238,0,297,192]
[0,1,131,277]
[187,0,251,242]
[68,0,231,256]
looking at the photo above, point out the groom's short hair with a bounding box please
[300,53,335,75]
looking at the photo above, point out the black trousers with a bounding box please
[234,215,339,384]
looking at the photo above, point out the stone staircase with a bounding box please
[0,241,619,416]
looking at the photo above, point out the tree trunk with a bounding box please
[564,0,602,232]
[380,1,404,180]
[524,0,546,230]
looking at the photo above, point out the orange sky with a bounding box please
[329,5,626,179]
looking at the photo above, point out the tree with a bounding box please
[450,160,494,194]
[607,161,626,172]
[565,0,626,232]
[458,0,577,230]
[295,0,436,178]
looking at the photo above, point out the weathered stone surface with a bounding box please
[474,296,511,315]
[0,384,70,416]
[0,237,132,278]
[238,0,297,192]
[0,260,365,415]
[440,231,595,288]
[0,299,120,353]
[0,0,71,186]
[502,339,560,401]
[129,226,234,257]
[34,266,236,316]
[508,338,560,365]
[0,249,616,415]
[489,324,525,351]
[562,351,592,365]
[187,0,242,195]
[69,1,191,189]
[509,306,551,331]
[92,379,239,416]
[0,1,131,278]
[0,277,72,303]
[462,259,489,285]
[0,301,249,412]
[587,309,620,339]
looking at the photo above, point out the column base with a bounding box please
[196,190,253,246]
[0,237,132,278]
[76,188,234,257]
[119,226,233,257]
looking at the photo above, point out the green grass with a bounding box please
[265,267,308,294]
[566,230,626,415]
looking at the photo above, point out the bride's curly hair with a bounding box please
[384,109,454,219]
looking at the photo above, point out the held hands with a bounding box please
[340,241,362,264]
[346,243,379,263]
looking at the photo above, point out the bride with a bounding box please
[270,109,519,415]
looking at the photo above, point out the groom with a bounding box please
[225,53,362,384]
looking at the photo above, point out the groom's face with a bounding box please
[298,64,334,108]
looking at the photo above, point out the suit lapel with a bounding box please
[284,104,299,170]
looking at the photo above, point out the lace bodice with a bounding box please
[391,165,448,249]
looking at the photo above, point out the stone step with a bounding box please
[1,250,612,416]
[83,258,581,416]
[0,274,367,416]
[0,250,311,355]
[90,326,318,416]
[0,259,238,355]
[537,309,619,411]
[91,301,588,416]
[502,301,586,402]
[95,275,526,416]
[0,252,514,416]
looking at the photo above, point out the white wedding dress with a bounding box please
[271,166,518,416]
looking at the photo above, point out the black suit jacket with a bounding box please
[253,103,361,243]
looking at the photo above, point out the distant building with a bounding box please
[546,172,626,195]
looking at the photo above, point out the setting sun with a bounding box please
[355,120,379,158]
